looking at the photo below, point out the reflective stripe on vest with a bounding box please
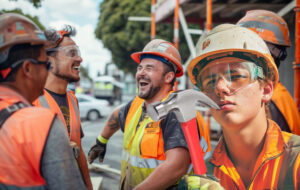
[122,151,163,169]
[34,90,93,188]
[36,90,81,145]
[120,94,208,189]
[207,121,300,189]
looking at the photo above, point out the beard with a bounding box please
[137,75,163,100]
[138,85,161,100]
[52,67,80,82]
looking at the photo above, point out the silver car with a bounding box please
[76,94,111,121]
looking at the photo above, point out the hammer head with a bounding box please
[147,89,219,122]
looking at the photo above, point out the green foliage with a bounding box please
[95,0,200,75]
[2,9,45,30]
[8,0,43,8]
[80,65,93,82]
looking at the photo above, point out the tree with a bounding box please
[8,0,43,8]
[95,0,199,76]
[2,9,45,30]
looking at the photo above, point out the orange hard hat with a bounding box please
[0,13,50,64]
[131,39,183,77]
[237,10,291,47]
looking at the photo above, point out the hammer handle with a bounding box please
[181,118,207,175]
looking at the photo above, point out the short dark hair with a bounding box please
[162,63,176,86]
[0,44,43,82]
[44,25,76,57]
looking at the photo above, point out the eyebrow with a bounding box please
[202,69,239,80]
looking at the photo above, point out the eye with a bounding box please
[230,74,248,80]
[66,49,77,57]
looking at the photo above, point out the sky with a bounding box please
[0,0,112,79]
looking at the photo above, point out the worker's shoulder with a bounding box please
[16,106,56,120]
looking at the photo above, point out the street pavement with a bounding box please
[81,95,133,190]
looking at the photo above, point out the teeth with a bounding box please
[73,66,79,70]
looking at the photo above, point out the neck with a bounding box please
[1,83,33,103]
[222,108,268,168]
[45,73,68,94]
[144,85,172,108]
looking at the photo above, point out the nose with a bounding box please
[214,77,231,97]
[76,56,83,63]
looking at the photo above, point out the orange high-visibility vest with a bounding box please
[0,86,54,189]
[206,120,300,190]
[33,89,92,190]
[271,83,300,135]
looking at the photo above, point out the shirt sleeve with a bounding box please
[161,112,188,152]
[41,116,87,190]
[119,100,133,132]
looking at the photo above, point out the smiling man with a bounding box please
[33,25,92,190]
[88,39,211,190]
[187,24,300,189]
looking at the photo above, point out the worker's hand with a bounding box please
[88,138,107,164]
[178,174,224,190]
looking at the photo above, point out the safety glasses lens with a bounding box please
[198,61,261,93]
[60,45,81,58]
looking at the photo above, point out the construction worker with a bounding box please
[32,25,92,190]
[0,13,86,189]
[88,39,211,190]
[187,24,300,189]
[237,10,300,135]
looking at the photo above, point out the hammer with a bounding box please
[147,89,219,175]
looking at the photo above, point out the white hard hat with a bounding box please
[187,24,278,89]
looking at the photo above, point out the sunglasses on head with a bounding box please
[55,30,69,47]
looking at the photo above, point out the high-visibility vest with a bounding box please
[271,83,300,135]
[33,89,92,190]
[205,120,300,190]
[120,94,211,189]
[0,86,54,189]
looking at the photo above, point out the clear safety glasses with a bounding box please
[47,45,81,59]
[197,60,264,94]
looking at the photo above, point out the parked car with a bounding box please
[76,94,110,121]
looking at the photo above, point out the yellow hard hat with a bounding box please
[187,24,278,89]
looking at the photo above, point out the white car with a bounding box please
[76,94,111,121]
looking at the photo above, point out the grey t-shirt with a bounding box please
[41,116,86,190]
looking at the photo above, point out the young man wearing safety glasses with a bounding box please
[33,25,92,190]
[187,24,300,189]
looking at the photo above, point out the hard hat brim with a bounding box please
[131,51,183,77]
[0,38,54,52]
[188,49,279,88]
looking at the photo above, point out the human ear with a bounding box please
[165,72,175,83]
[21,60,34,79]
[262,81,273,103]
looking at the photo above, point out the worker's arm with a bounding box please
[88,106,122,163]
[41,116,87,190]
[100,106,122,139]
[133,147,191,190]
